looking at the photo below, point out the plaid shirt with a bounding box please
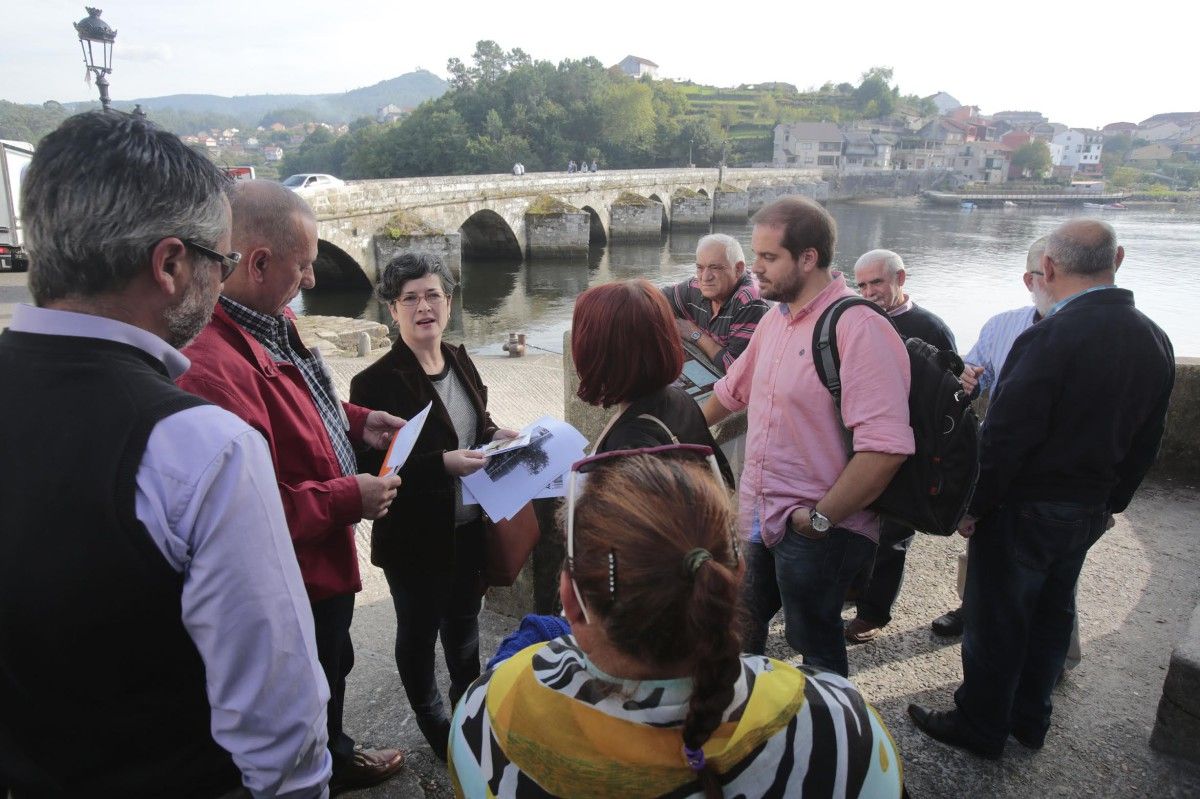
[218,296,358,477]
[663,272,769,374]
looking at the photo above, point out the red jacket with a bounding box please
[178,304,369,601]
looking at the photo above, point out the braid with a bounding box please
[682,559,742,799]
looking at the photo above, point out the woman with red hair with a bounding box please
[571,279,732,483]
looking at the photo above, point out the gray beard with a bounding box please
[164,267,217,349]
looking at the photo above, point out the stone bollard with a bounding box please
[502,332,527,357]
[1151,602,1200,763]
[357,331,372,357]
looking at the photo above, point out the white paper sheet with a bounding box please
[460,416,586,521]
[378,401,432,475]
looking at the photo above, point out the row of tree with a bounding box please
[280,43,922,179]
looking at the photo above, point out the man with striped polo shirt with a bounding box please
[663,233,769,374]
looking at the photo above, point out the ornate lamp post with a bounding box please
[74,7,117,110]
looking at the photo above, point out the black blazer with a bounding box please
[350,337,498,573]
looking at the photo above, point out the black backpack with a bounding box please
[813,296,979,535]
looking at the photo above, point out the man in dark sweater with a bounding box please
[909,219,1175,759]
[845,249,957,643]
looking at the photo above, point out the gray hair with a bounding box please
[1025,235,1050,272]
[229,180,315,254]
[855,249,905,277]
[1045,219,1118,276]
[376,252,457,303]
[696,233,745,267]
[23,111,230,305]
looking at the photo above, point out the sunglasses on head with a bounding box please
[565,443,737,625]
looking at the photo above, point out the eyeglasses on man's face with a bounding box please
[395,290,448,308]
[182,239,242,282]
[565,443,735,625]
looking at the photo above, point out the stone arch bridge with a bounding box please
[302,167,829,289]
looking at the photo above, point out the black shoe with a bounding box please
[907,704,1003,759]
[931,606,965,637]
[1011,727,1046,751]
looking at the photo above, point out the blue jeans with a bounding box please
[765,527,876,676]
[955,501,1107,748]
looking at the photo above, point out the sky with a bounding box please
[6,1,1192,128]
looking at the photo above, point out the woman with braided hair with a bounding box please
[448,447,904,798]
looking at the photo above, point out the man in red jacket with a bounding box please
[179,180,407,793]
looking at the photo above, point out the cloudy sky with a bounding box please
[6,1,1189,127]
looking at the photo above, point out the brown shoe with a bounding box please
[330,747,406,795]
[845,617,884,644]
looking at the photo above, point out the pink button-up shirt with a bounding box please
[713,272,914,546]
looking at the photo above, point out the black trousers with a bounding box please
[310,592,357,763]
[383,520,483,750]
[854,520,916,626]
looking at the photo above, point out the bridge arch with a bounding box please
[314,239,372,291]
[647,194,669,231]
[580,205,608,246]
[697,188,709,197]
[459,209,522,262]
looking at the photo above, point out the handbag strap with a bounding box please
[635,413,680,444]
[590,409,681,456]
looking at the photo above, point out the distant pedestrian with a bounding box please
[567,159,577,173]
[591,159,598,172]
[909,219,1174,759]
[0,110,332,797]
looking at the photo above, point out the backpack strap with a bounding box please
[812,296,896,455]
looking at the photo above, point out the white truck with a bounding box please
[1,140,35,272]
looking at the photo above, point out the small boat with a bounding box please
[1003,201,1017,207]
[1083,202,1104,209]
[960,201,976,211]
[1104,202,1127,210]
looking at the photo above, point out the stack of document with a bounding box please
[462,416,587,521]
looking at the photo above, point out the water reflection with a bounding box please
[290,203,1200,357]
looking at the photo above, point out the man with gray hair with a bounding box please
[932,234,1059,637]
[663,233,768,374]
[0,112,332,796]
[179,180,408,792]
[910,218,1174,759]
[844,248,957,644]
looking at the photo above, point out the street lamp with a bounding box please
[74,7,117,111]
[688,138,694,168]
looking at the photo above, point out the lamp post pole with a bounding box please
[74,7,117,111]
[688,138,694,168]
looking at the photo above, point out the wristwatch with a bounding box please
[689,329,703,342]
[809,508,833,533]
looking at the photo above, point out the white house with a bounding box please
[1051,129,1104,176]
[263,146,284,162]
[773,122,843,169]
[617,55,658,79]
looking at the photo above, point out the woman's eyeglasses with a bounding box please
[395,291,448,308]
[565,444,736,624]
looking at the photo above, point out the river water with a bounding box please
[291,200,1200,357]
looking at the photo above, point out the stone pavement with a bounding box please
[320,349,1200,798]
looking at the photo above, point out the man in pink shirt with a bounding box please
[703,196,914,676]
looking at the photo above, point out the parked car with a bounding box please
[281,173,345,191]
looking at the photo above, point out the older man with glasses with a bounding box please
[179,180,409,794]
[0,112,333,797]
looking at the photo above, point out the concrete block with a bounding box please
[610,199,665,241]
[525,212,589,258]
[373,232,461,278]
[712,190,749,223]
[671,195,712,229]
[1151,601,1200,763]
[1156,358,1200,481]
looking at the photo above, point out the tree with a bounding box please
[854,67,896,118]
[1011,141,1052,178]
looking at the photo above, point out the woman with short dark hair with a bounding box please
[572,279,732,483]
[350,252,517,761]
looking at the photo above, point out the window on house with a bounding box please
[818,155,837,166]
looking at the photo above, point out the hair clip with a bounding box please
[608,550,617,599]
